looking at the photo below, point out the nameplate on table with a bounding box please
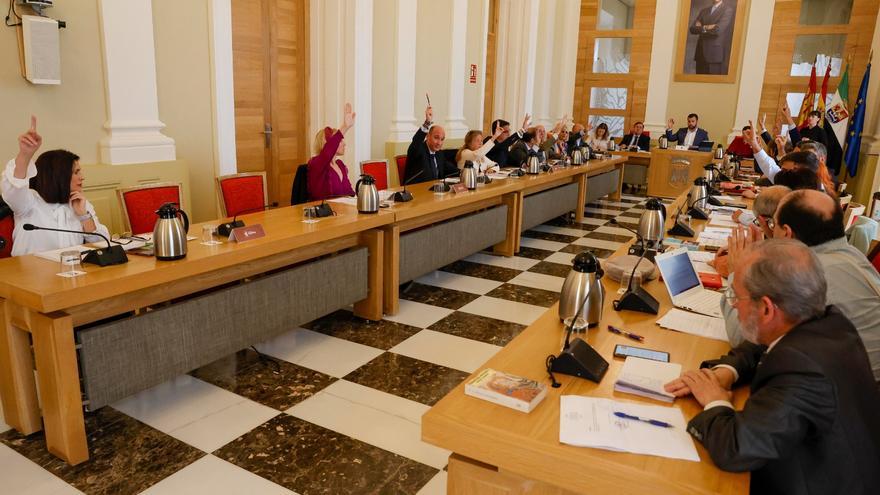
[229,224,266,243]
[450,183,468,194]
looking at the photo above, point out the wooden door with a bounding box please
[232,0,309,205]
[482,0,499,132]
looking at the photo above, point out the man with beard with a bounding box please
[665,239,880,494]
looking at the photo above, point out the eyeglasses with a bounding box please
[724,286,748,306]
[752,216,775,230]
[110,233,148,245]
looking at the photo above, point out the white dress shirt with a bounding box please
[683,129,698,148]
[457,139,498,172]
[2,159,109,257]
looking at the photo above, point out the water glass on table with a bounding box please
[58,250,84,278]
[201,224,222,245]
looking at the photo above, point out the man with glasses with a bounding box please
[721,190,880,384]
[665,239,880,494]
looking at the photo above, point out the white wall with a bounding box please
[414,0,452,127]
[371,0,396,156]
[463,0,489,131]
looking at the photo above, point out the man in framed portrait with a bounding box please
[689,0,734,75]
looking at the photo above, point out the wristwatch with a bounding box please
[77,212,93,222]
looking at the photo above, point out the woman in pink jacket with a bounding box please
[308,103,356,201]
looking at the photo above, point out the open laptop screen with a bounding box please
[656,250,701,297]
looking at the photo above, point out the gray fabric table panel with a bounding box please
[77,247,368,410]
[622,163,647,185]
[399,205,508,283]
[586,169,620,204]
[521,182,579,231]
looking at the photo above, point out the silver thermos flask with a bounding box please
[461,161,478,190]
[659,135,668,149]
[558,251,605,328]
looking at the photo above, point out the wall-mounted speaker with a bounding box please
[21,15,61,85]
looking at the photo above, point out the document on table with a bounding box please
[688,250,717,274]
[657,308,728,342]
[614,357,681,402]
[34,245,92,262]
[559,396,700,462]
[708,213,738,229]
[697,227,732,250]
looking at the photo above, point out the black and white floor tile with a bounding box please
[0,194,649,495]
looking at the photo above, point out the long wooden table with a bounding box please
[0,157,627,464]
[421,191,751,495]
[0,203,394,465]
[380,157,626,314]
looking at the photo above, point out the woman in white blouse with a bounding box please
[1,117,109,256]
[587,123,611,152]
[456,127,504,172]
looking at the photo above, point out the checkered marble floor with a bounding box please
[0,194,652,495]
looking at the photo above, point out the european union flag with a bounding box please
[844,63,871,177]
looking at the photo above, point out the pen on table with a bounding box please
[613,411,673,428]
[607,325,644,342]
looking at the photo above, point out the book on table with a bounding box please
[613,357,682,403]
[464,368,548,413]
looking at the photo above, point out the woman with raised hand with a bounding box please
[308,103,357,201]
[456,126,504,172]
[1,116,110,256]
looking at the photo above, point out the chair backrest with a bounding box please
[117,182,183,235]
[394,155,407,186]
[360,160,389,190]
[0,215,13,258]
[868,241,880,274]
[216,172,268,217]
[291,164,309,205]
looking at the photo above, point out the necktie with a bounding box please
[431,154,438,179]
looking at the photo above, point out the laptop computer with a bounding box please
[655,247,722,318]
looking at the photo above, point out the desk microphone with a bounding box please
[609,219,659,315]
[217,202,279,237]
[429,170,460,193]
[688,195,711,220]
[22,223,128,266]
[668,193,696,237]
[393,169,423,202]
[546,287,609,387]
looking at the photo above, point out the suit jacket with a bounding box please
[404,128,459,184]
[620,133,651,151]
[485,132,521,167]
[689,306,880,495]
[689,2,734,64]
[508,141,538,168]
[665,127,710,148]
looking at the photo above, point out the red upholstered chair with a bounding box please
[395,155,407,186]
[216,172,268,218]
[117,182,184,235]
[360,159,389,190]
[0,215,13,258]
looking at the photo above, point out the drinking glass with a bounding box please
[59,250,83,277]
[201,224,222,245]
[303,207,318,224]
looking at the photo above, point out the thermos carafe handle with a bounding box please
[179,209,190,234]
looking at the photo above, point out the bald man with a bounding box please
[722,190,880,382]
[667,239,880,494]
[404,105,459,184]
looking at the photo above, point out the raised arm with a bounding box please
[2,116,42,215]
[15,116,41,179]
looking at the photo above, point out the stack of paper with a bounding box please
[688,250,717,275]
[559,396,700,462]
[614,357,681,402]
[708,212,737,229]
[657,308,728,342]
[697,227,732,250]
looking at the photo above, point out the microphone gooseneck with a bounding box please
[402,169,424,190]
[23,223,112,249]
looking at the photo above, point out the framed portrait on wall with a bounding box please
[675,0,748,83]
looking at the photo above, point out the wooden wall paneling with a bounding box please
[573,0,656,132]
[269,0,309,205]
[758,0,878,122]
[483,0,499,132]
[232,0,272,175]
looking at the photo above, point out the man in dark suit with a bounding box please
[665,239,880,495]
[689,0,734,75]
[620,121,651,151]
[404,106,459,184]
[665,113,710,149]
[485,114,530,167]
[567,123,588,150]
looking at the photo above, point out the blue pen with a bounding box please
[613,411,673,428]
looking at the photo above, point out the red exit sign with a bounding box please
[469,64,477,84]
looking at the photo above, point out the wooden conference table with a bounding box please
[0,203,393,465]
[0,156,625,465]
[422,190,751,495]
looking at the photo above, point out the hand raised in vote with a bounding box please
[340,103,356,133]
[781,103,793,121]
[425,105,433,125]
[492,125,505,141]
[521,113,531,130]
[678,369,733,406]
[667,118,675,130]
[726,225,762,275]
[18,115,42,159]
